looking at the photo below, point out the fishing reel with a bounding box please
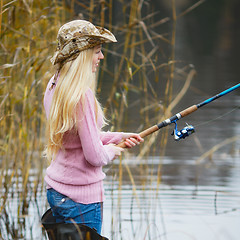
[171,121,195,141]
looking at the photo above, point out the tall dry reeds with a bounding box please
[0,0,202,239]
[0,1,60,238]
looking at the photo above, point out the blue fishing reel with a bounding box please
[171,121,195,141]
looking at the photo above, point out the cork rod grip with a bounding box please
[179,105,198,117]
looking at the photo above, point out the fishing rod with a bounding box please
[118,83,240,148]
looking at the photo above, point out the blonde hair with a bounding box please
[45,48,104,162]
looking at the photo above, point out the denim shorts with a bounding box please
[46,188,102,234]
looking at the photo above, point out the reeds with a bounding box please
[0,0,204,239]
[0,1,59,238]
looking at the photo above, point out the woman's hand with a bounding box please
[108,144,124,159]
[122,133,144,148]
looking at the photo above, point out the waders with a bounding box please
[41,209,109,240]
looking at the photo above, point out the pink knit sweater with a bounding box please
[44,77,124,204]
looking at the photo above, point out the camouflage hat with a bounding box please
[50,20,117,65]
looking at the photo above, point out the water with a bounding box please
[102,150,240,239]
[103,184,240,240]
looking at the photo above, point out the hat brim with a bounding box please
[51,26,117,65]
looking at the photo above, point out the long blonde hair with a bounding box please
[45,48,103,161]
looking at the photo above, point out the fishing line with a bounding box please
[115,83,240,145]
[194,104,240,128]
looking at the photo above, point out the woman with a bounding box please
[43,20,143,234]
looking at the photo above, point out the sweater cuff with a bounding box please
[100,131,124,145]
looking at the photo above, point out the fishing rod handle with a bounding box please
[139,125,159,138]
[179,105,198,117]
[116,105,198,148]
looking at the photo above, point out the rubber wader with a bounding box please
[41,209,109,240]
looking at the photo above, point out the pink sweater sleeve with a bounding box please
[100,131,124,145]
[77,89,118,167]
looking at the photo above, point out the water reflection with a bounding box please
[103,152,240,240]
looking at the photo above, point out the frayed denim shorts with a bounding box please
[47,188,102,234]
